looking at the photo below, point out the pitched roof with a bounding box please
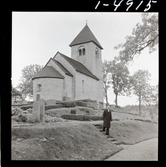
[57,52,99,81]
[52,59,73,77]
[32,66,64,80]
[69,24,103,49]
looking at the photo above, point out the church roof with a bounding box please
[32,66,64,80]
[57,52,99,81]
[52,59,73,77]
[69,24,103,49]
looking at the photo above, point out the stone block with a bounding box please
[33,101,40,120]
[39,99,45,122]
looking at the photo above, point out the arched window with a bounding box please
[37,84,42,92]
[83,48,86,55]
[82,80,84,93]
[78,46,85,56]
[79,49,82,56]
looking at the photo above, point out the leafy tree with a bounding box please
[130,69,151,115]
[114,13,158,63]
[143,84,158,118]
[17,64,43,99]
[102,60,111,105]
[103,60,131,106]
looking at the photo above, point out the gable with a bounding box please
[54,52,99,81]
[52,59,73,77]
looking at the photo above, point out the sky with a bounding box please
[12,12,158,106]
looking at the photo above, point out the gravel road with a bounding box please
[105,138,158,161]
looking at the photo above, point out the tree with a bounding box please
[17,64,43,99]
[130,69,151,115]
[102,60,111,105]
[143,84,158,118]
[103,60,131,106]
[114,13,158,63]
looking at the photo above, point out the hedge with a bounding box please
[61,114,102,121]
[20,105,33,110]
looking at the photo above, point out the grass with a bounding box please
[94,120,158,145]
[12,111,158,160]
[12,122,121,160]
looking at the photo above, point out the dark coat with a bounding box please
[103,109,112,128]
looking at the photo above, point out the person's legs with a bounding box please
[106,128,109,135]
[103,126,105,132]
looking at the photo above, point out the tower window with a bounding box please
[83,48,85,55]
[79,49,82,56]
[78,46,85,56]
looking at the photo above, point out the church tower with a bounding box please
[69,24,103,104]
[69,24,103,80]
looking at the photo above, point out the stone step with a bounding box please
[112,141,122,145]
[108,138,117,142]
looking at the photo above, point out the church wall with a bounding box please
[46,59,73,100]
[63,75,73,100]
[75,72,98,101]
[33,78,64,101]
[54,53,77,100]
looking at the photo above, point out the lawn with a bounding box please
[12,117,158,160]
[94,120,158,145]
[12,106,158,160]
[12,122,121,160]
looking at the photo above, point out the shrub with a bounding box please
[12,107,23,116]
[71,110,76,114]
[61,114,102,121]
[14,114,28,122]
[75,101,87,107]
[21,105,33,111]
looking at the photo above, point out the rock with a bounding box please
[40,138,47,142]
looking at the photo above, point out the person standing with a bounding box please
[102,104,112,135]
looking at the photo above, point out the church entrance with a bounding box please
[36,94,40,101]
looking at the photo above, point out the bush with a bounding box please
[12,107,23,116]
[14,114,28,122]
[61,114,102,121]
[21,105,33,111]
[71,110,76,114]
[75,101,87,107]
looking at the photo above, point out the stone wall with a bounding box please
[46,59,73,100]
[33,78,64,101]
[75,72,98,101]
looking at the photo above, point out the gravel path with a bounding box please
[105,138,158,161]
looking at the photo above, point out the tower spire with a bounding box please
[86,19,88,25]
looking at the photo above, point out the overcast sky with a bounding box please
[12,12,158,106]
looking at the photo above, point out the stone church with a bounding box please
[32,24,104,107]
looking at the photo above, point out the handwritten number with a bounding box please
[144,0,153,12]
[95,1,100,9]
[126,0,133,11]
[94,0,157,11]
[136,0,143,10]
[114,0,124,11]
